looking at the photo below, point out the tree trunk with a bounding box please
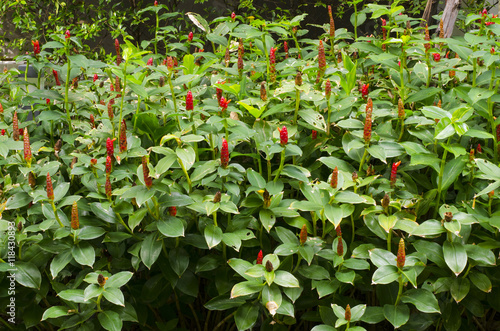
[439,0,460,38]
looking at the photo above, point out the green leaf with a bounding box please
[367,145,387,163]
[191,160,218,182]
[372,265,399,284]
[413,241,446,268]
[169,247,189,277]
[259,209,276,233]
[205,295,246,310]
[204,224,223,249]
[78,226,106,240]
[401,289,440,313]
[15,262,42,289]
[230,281,265,298]
[298,265,330,281]
[128,208,148,232]
[41,306,71,321]
[247,168,266,189]
[383,304,410,329]
[406,87,441,103]
[71,242,95,268]
[411,220,445,237]
[443,241,467,276]
[281,164,310,182]
[298,109,327,131]
[50,250,73,279]
[140,232,162,269]
[450,277,470,303]
[324,204,343,227]
[58,289,85,303]
[465,244,496,266]
[5,192,31,210]
[441,157,466,191]
[475,159,500,180]
[105,271,133,288]
[378,214,397,233]
[235,302,259,331]
[103,287,125,306]
[98,311,123,331]
[84,284,103,301]
[469,271,492,293]
[158,216,185,237]
[369,249,397,267]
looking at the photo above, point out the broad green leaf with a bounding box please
[369,249,397,267]
[401,289,440,313]
[443,241,467,276]
[169,247,189,277]
[98,311,123,331]
[372,265,399,284]
[158,216,185,237]
[41,306,71,321]
[105,272,133,288]
[58,289,85,303]
[450,277,470,302]
[324,204,343,227]
[204,224,223,249]
[469,271,492,293]
[230,281,265,298]
[235,302,259,331]
[71,242,95,268]
[440,156,466,191]
[103,287,125,306]
[15,262,42,289]
[50,250,73,279]
[383,304,409,329]
[298,265,330,281]
[140,233,162,269]
[259,209,276,232]
[378,214,397,233]
[247,168,266,189]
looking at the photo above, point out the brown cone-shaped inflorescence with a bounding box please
[238,39,244,73]
[444,212,453,222]
[97,274,107,287]
[352,171,358,181]
[345,304,351,321]
[300,224,307,245]
[105,175,112,198]
[107,99,114,120]
[12,111,19,141]
[328,5,335,38]
[260,82,267,101]
[23,127,31,163]
[337,234,344,256]
[382,193,390,208]
[397,238,405,269]
[265,260,273,272]
[318,40,326,77]
[106,155,112,175]
[119,120,127,152]
[106,137,114,159]
[366,164,375,176]
[398,98,405,120]
[46,172,54,201]
[424,25,431,53]
[142,156,153,188]
[331,166,338,188]
[71,201,79,230]
[213,191,222,203]
[295,71,302,86]
[439,19,444,39]
[263,189,271,208]
[363,98,373,144]
[224,47,230,67]
[28,172,36,188]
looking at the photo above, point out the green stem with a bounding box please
[488,65,498,163]
[291,255,302,274]
[262,31,270,83]
[326,98,332,136]
[267,159,272,182]
[273,149,286,182]
[354,3,358,39]
[154,12,159,55]
[350,214,355,244]
[311,212,317,237]
[117,64,127,141]
[134,96,141,132]
[395,274,404,305]
[358,146,369,173]
[96,293,103,312]
[398,119,404,142]
[168,73,180,130]
[114,210,136,237]
[50,201,64,227]
[64,56,73,135]
[178,158,192,193]
[213,211,217,227]
[294,88,300,125]
[387,230,392,252]
[434,137,452,218]
[425,52,431,88]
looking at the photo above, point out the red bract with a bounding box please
[363,98,373,144]
[482,8,488,17]
[105,175,112,198]
[325,79,331,98]
[477,144,482,153]
[93,74,98,83]
[284,41,289,59]
[433,53,441,62]
[397,238,405,269]
[106,137,115,158]
[269,47,276,82]
[65,30,71,39]
[1,129,5,136]
[231,12,236,20]
[32,40,40,55]
[23,128,31,163]
[154,0,158,6]
[147,57,153,66]
[90,114,95,128]
[219,96,229,111]
[361,83,369,98]
[390,161,401,187]
[106,155,112,174]
[336,225,342,237]
[300,224,307,245]
[53,70,61,86]
[331,166,338,188]
[91,158,97,166]
[46,172,54,200]
[398,98,405,120]
[318,40,326,75]
[12,111,19,141]
[186,90,193,110]
[142,156,153,188]
[492,47,495,55]
[188,32,193,42]
[169,206,177,216]
[221,138,229,168]
[119,120,127,152]
[114,39,120,55]
[256,250,263,264]
[107,99,114,120]
[312,130,317,140]
[279,126,288,146]
[166,56,174,70]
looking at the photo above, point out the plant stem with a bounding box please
[168,73,180,130]
[50,201,64,227]
[358,146,369,173]
[434,137,452,218]
[294,88,300,125]
[178,158,192,193]
[326,97,332,136]
[387,230,392,252]
[64,56,73,134]
[273,149,286,182]
[395,274,404,305]
[117,63,127,141]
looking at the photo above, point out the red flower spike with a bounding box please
[1,129,5,136]
[154,0,158,6]
[166,56,174,70]
[106,137,115,158]
[90,114,95,128]
[219,96,230,111]
[284,40,288,53]
[337,235,344,256]
[142,156,153,188]
[32,40,40,55]
[46,172,54,201]
[433,53,441,62]
[361,83,369,98]
[299,224,307,245]
[119,120,127,152]
[312,130,317,140]
[424,25,431,52]
[186,91,193,110]
[231,12,236,20]
[397,238,405,269]
[318,40,326,76]
[390,161,401,187]
[335,225,342,237]
[491,47,495,55]
[105,155,112,174]
[269,47,277,82]
[53,70,61,86]
[279,126,288,146]
[398,98,405,120]
[105,175,112,198]
[482,8,488,17]
[71,201,79,230]
[256,250,263,264]
[46,98,50,105]
[331,166,338,188]
[90,158,97,166]
[221,138,229,168]
[93,74,98,83]
[325,79,331,99]
[147,57,153,66]
[363,98,373,144]
[114,39,120,55]
[65,30,71,39]
[169,206,177,216]
[107,99,114,120]
[188,32,193,42]
[477,144,482,153]
[0,102,3,114]
[12,111,19,141]
[328,5,335,38]
[23,128,31,163]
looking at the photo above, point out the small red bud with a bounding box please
[53,70,61,86]
[65,30,71,39]
[256,250,263,264]
[188,32,193,42]
[279,126,288,146]
[186,90,193,110]
[433,53,441,62]
[390,161,401,187]
[312,130,317,140]
[169,206,177,216]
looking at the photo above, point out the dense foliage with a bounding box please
[1,2,500,330]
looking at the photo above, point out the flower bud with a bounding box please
[265,260,273,272]
[97,274,107,287]
[345,305,351,322]
[166,56,174,70]
[398,98,405,120]
[71,201,79,230]
[28,172,36,188]
[397,238,405,269]
[382,193,390,208]
[256,250,263,264]
[337,235,344,256]
[142,156,153,188]
[106,137,115,159]
[91,158,97,166]
[352,171,358,181]
[263,189,271,208]
[224,47,230,67]
[147,57,153,66]
[119,120,127,152]
[477,143,482,153]
[221,138,229,168]
[279,126,288,146]
[65,30,71,39]
[12,111,19,141]
[363,98,373,144]
[433,53,441,62]
[186,90,193,110]
[300,224,307,245]
[295,71,302,86]
[219,96,229,111]
[330,166,338,188]
[154,0,158,6]
[360,83,369,99]
[328,5,335,38]
[46,172,54,200]
[105,175,112,198]
[260,82,267,101]
[32,40,40,55]
[90,114,95,128]
[23,128,31,164]
[284,41,289,59]
[390,161,401,187]
[188,32,193,42]
[444,212,453,222]
[424,25,431,52]
[106,155,112,175]
[169,206,177,216]
[325,79,331,99]
[159,76,165,87]
[312,130,317,140]
[213,191,222,203]
[269,47,276,82]
[231,12,236,20]
[318,40,326,76]
[107,99,114,119]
